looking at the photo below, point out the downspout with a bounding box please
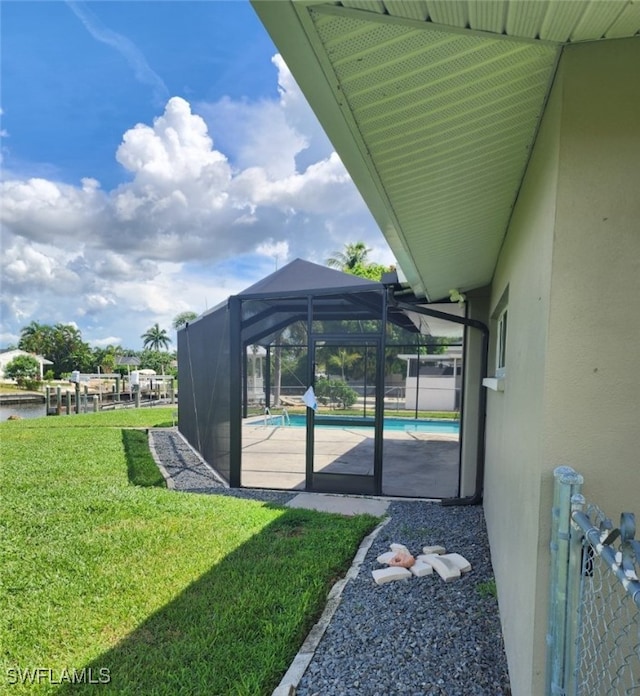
[388,294,489,506]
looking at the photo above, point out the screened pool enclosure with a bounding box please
[177,259,481,499]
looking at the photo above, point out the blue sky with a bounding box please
[0,0,392,351]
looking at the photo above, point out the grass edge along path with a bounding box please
[1,409,380,695]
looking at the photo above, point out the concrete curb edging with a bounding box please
[147,430,175,489]
[271,515,392,696]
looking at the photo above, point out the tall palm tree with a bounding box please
[172,311,198,330]
[327,348,361,381]
[53,323,92,375]
[18,321,53,356]
[326,241,371,271]
[141,323,172,351]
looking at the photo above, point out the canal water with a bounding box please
[0,402,47,420]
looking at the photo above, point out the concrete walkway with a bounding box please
[286,492,390,517]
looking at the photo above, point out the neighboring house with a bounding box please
[399,346,463,411]
[251,3,639,695]
[0,349,53,381]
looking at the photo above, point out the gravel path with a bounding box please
[150,429,295,505]
[150,429,511,695]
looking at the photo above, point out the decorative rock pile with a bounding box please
[371,542,472,584]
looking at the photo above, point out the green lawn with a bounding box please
[1,409,379,695]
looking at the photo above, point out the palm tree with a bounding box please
[172,311,198,330]
[327,348,361,381]
[18,321,53,356]
[93,344,122,373]
[326,241,371,271]
[141,323,172,351]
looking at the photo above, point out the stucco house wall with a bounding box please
[544,38,640,513]
[482,37,640,696]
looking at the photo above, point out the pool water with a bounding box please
[384,417,459,434]
[273,413,459,434]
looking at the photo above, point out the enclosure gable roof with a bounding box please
[237,258,381,298]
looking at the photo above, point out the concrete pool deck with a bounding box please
[241,422,460,498]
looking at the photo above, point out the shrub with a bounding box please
[4,355,40,387]
[22,378,43,392]
[315,377,358,409]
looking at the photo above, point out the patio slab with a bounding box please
[286,492,390,517]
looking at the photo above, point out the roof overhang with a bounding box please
[252,0,640,301]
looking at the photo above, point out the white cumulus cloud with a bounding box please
[0,56,392,348]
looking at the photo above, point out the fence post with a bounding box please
[564,493,586,696]
[547,466,584,696]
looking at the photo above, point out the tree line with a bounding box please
[4,317,193,382]
[5,242,454,387]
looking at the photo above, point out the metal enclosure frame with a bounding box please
[178,259,403,494]
[178,258,482,498]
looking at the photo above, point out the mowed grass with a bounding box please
[1,409,379,695]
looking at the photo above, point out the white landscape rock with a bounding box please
[421,554,461,582]
[441,552,472,573]
[372,567,412,585]
[390,543,411,554]
[373,543,471,584]
[409,560,434,577]
[422,545,447,555]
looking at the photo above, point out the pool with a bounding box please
[257,412,459,435]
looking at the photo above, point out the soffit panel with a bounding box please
[606,3,640,38]
[255,1,639,300]
[359,1,640,41]
[308,6,558,299]
[295,2,639,66]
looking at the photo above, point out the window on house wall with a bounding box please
[496,308,507,378]
[492,287,508,379]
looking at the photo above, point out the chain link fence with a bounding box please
[547,467,640,695]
